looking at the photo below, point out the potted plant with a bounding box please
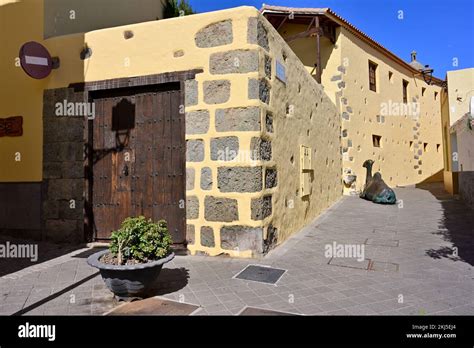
[87,216,174,300]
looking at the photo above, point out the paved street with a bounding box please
[1,183,473,316]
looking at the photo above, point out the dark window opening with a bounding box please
[372,134,382,147]
[434,91,438,100]
[388,71,393,81]
[436,144,441,152]
[402,79,409,103]
[422,87,426,96]
[423,142,428,152]
[369,61,377,92]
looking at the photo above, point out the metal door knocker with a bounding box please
[122,164,129,177]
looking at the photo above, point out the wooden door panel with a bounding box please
[91,87,185,243]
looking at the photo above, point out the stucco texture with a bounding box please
[279,21,444,194]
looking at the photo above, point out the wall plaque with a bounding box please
[0,116,23,137]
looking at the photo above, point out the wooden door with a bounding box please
[91,87,185,244]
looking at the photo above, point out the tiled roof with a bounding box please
[261,5,444,83]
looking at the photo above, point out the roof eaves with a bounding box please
[260,5,444,84]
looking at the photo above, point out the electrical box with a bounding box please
[300,145,313,197]
[300,145,311,170]
[300,172,312,197]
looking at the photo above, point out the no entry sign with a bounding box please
[19,41,52,79]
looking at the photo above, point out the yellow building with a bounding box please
[262,6,445,194]
[0,2,342,257]
[441,68,474,206]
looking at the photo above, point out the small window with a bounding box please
[388,71,393,81]
[423,142,428,152]
[436,144,441,152]
[409,141,414,150]
[368,61,377,92]
[372,134,382,147]
[402,79,409,103]
[434,91,438,100]
[422,87,426,96]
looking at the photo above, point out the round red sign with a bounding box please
[19,41,52,79]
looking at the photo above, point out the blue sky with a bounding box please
[189,0,474,78]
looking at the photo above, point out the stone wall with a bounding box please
[184,16,268,258]
[0,183,41,239]
[185,11,342,257]
[459,171,474,210]
[255,15,343,248]
[42,88,87,243]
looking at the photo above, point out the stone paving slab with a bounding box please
[0,183,473,316]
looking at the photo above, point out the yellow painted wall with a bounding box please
[3,3,342,256]
[0,0,47,182]
[275,20,444,193]
[37,5,269,258]
[442,68,474,194]
[279,23,342,105]
[0,0,165,182]
[339,28,444,192]
[44,0,165,39]
[446,68,474,172]
[445,68,474,126]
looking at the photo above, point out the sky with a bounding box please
[189,0,474,78]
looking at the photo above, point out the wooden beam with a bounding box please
[276,16,288,31]
[315,16,322,84]
[284,26,324,43]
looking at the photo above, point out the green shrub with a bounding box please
[163,0,195,18]
[109,216,173,265]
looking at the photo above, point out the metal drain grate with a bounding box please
[234,264,286,284]
[239,306,297,316]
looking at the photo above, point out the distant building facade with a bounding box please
[262,6,445,194]
[441,68,474,207]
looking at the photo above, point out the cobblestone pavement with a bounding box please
[1,183,473,316]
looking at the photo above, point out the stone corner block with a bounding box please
[186,139,205,162]
[200,226,215,248]
[215,107,261,132]
[186,110,210,135]
[203,80,231,105]
[220,225,264,254]
[217,166,263,193]
[204,196,238,222]
[195,20,233,48]
[210,50,259,75]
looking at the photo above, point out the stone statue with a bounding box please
[360,160,397,204]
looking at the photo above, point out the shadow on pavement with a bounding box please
[146,267,190,296]
[0,236,88,278]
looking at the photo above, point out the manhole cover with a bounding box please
[369,261,399,272]
[372,228,397,235]
[328,257,370,270]
[107,297,200,315]
[239,306,297,316]
[365,238,399,247]
[234,265,286,284]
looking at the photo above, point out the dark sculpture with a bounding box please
[360,160,397,204]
